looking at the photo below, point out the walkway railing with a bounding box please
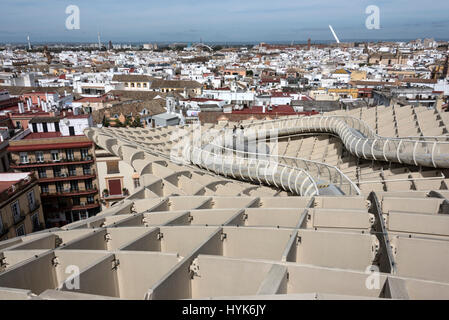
[241,115,449,168]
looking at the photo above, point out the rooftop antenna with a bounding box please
[27,35,31,50]
[328,25,340,44]
[98,32,102,49]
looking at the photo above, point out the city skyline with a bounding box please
[1,0,449,43]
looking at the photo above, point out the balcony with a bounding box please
[29,200,41,212]
[42,200,101,214]
[41,187,99,198]
[102,188,129,200]
[10,157,95,169]
[0,223,9,237]
[32,224,45,233]
[37,170,96,183]
[13,211,26,225]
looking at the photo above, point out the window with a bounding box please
[42,122,48,133]
[16,225,25,237]
[35,151,44,163]
[51,150,60,162]
[137,83,141,88]
[131,83,135,88]
[27,190,35,210]
[55,181,64,193]
[83,164,91,175]
[107,179,122,196]
[53,167,62,177]
[143,83,147,88]
[73,197,80,206]
[87,195,94,204]
[133,178,140,188]
[72,211,80,222]
[11,201,21,223]
[125,82,129,87]
[31,213,40,231]
[85,179,93,190]
[32,123,38,132]
[68,165,77,176]
[19,152,28,164]
[106,161,120,174]
[37,167,47,178]
[81,148,89,160]
[66,149,74,161]
[70,181,79,192]
[54,122,60,132]
[16,121,22,129]
[41,183,49,193]
[80,211,87,220]
[1,157,6,172]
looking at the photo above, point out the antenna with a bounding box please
[98,32,102,49]
[328,25,340,44]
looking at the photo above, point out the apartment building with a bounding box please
[95,149,140,208]
[0,172,44,241]
[7,116,100,227]
[112,74,153,91]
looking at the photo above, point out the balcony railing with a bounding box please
[0,223,9,237]
[41,187,99,197]
[29,200,41,212]
[13,211,26,225]
[32,224,45,233]
[10,157,94,167]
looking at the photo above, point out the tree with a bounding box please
[124,117,132,127]
[132,116,143,128]
[102,117,110,127]
[113,118,122,127]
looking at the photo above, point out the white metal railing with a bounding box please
[240,115,449,169]
[184,144,320,197]
[200,140,360,196]
[90,127,320,197]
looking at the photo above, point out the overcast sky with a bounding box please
[1,0,448,43]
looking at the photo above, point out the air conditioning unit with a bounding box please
[64,188,70,193]
[61,173,67,178]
